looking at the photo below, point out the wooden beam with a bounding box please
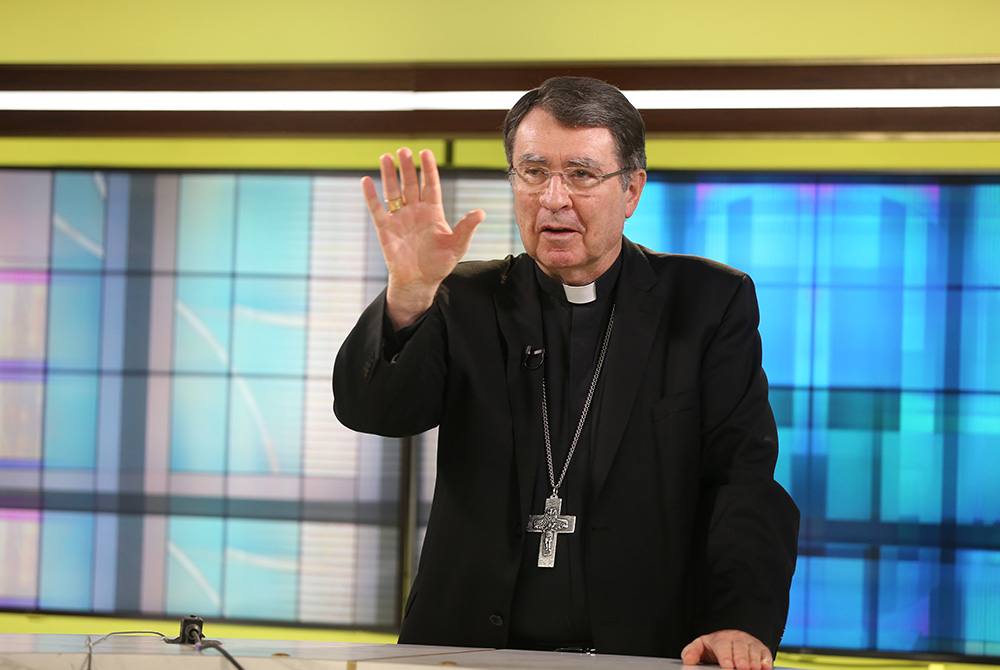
[1,62,997,137]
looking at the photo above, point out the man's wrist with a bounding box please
[385,281,438,330]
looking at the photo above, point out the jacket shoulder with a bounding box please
[450,255,515,279]
[634,244,748,287]
[444,254,524,292]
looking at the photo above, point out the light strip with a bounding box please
[629,88,1000,110]
[0,91,522,112]
[1,89,999,112]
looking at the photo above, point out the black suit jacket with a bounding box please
[334,239,799,658]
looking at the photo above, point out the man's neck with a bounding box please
[533,245,624,306]
[535,242,623,288]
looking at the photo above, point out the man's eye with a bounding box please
[570,170,598,182]
[523,167,548,178]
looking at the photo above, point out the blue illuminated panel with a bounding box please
[166,516,224,617]
[630,176,1000,656]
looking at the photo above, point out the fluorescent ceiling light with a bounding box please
[0,91,523,112]
[628,88,1000,109]
[1,89,998,111]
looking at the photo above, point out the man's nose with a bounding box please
[538,173,572,209]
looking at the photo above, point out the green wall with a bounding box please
[2,0,999,63]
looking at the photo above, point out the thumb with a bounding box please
[681,637,707,666]
[451,208,486,250]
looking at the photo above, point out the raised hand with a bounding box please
[361,147,485,329]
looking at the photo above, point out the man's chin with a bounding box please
[536,251,582,271]
[534,252,597,284]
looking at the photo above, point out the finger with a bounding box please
[748,643,772,670]
[715,639,735,670]
[732,641,751,670]
[419,149,442,205]
[361,176,388,222]
[378,153,401,201]
[397,147,420,204]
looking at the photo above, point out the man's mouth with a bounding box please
[540,225,580,237]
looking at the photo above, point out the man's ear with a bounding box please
[625,169,647,218]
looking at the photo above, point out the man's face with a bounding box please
[510,108,646,286]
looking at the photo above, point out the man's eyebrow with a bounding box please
[564,157,602,170]
[516,154,604,169]
[516,153,549,165]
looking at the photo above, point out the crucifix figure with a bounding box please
[526,494,576,568]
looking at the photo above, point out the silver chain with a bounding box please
[541,304,615,494]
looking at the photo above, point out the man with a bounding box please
[334,76,799,669]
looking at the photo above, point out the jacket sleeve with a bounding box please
[692,273,800,655]
[332,289,448,438]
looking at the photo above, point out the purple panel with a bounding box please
[0,171,52,269]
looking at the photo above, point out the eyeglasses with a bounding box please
[507,166,631,193]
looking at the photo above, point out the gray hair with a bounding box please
[503,76,646,188]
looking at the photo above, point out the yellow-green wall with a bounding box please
[0,612,394,644]
[2,136,1000,173]
[2,0,999,63]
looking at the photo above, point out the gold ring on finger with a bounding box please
[386,197,406,213]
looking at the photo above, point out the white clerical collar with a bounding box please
[562,282,597,304]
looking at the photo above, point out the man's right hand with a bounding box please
[361,147,485,330]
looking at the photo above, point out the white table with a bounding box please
[0,634,694,669]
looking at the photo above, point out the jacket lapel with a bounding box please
[494,255,545,521]
[592,240,667,496]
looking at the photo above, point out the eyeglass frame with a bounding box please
[506,165,633,193]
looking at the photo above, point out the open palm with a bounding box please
[361,148,485,328]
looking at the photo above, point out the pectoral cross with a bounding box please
[526,493,576,568]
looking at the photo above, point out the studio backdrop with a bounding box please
[0,167,997,658]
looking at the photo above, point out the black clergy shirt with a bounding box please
[506,253,621,651]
